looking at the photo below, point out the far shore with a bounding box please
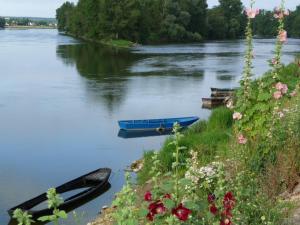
[4,26,56,30]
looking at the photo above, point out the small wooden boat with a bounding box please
[202,97,227,108]
[211,87,236,97]
[118,116,199,131]
[8,168,111,219]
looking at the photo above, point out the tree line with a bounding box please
[0,17,5,28]
[56,0,300,44]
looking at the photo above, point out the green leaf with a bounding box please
[38,215,52,222]
[138,208,149,217]
[257,92,271,101]
[57,210,68,219]
[163,198,175,210]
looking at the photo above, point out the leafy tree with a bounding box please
[207,7,227,39]
[218,0,243,38]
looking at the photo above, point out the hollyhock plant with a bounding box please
[144,191,152,201]
[274,7,289,19]
[148,201,166,219]
[272,58,278,65]
[220,218,232,225]
[279,30,287,43]
[172,203,192,221]
[208,193,216,203]
[275,82,288,94]
[273,91,283,100]
[233,112,242,120]
[238,134,247,144]
[245,8,259,18]
[223,192,236,211]
[210,204,218,215]
[163,193,171,199]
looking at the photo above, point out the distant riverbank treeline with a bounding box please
[56,0,300,44]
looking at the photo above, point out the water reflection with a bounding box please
[118,129,173,139]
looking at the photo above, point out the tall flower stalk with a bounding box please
[271,0,288,81]
[240,0,257,103]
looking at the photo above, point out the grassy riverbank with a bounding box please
[90,61,300,225]
[64,32,135,48]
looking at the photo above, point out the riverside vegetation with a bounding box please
[12,0,300,224]
[56,0,300,47]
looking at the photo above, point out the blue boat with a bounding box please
[118,116,199,131]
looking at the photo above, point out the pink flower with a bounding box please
[290,90,297,97]
[245,8,260,19]
[144,191,152,201]
[272,58,278,65]
[233,112,242,120]
[275,82,288,94]
[274,8,289,19]
[279,30,287,43]
[273,91,283,100]
[238,134,247,144]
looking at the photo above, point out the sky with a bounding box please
[0,0,298,18]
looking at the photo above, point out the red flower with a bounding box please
[210,204,218,215]
[223,192,236,210]
[208,193,216,203]
[221,209,233,218]
[144,191,152,202]
[148,201,166,215]
[163,193,172,199]
[172,203,192,221]
[146,212,154,221]
[220,218,232,225]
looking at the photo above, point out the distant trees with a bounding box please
[56,0,300,43]
[56,0,208,43]
[0,17,5,28]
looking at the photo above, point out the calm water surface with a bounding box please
[0,29,299,224]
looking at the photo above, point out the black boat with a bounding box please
[211,87,236,97]
[8,168,111,219]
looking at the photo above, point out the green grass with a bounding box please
[137,107,233,184]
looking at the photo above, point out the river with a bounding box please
[0,29,299,225]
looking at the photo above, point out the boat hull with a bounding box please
[202,97,227,109]
[211,87,236,97]
[8,168,111,219]
[118,117,199,131]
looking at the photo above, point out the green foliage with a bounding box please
[207,107,233,130]
[111,172,140,225]
[137,107,232,184]
[12,209,34,225]
[56,0,300,44]
[38,188,67,225]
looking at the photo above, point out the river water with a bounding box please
[0,29,299,225]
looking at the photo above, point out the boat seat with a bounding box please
[85,171,108,182]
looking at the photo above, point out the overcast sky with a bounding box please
[0,0,298,18]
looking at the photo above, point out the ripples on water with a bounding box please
[0,29,300,225]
